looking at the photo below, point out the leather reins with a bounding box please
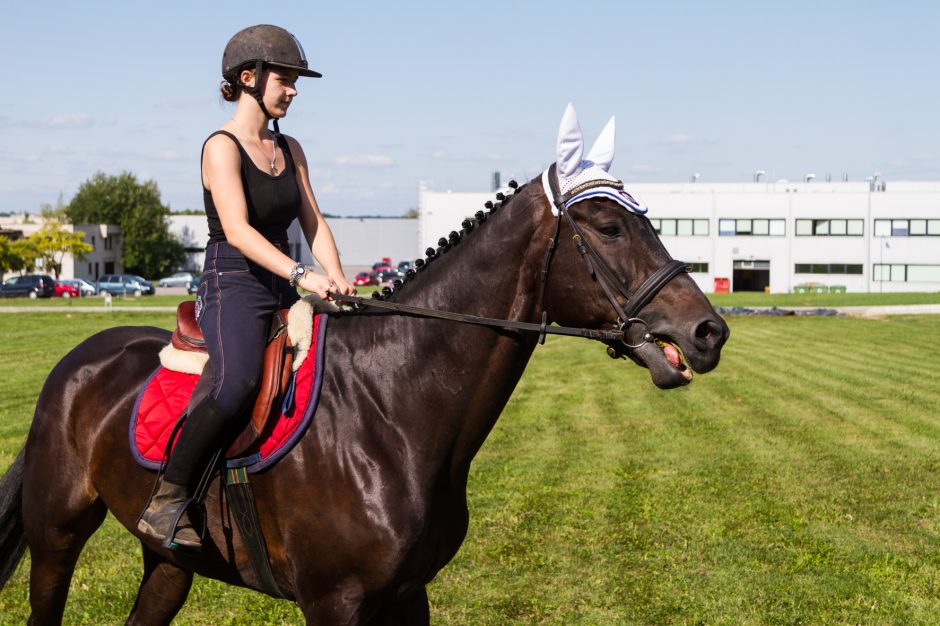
[328,169,689,354]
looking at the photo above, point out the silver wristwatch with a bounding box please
[288,263,307,287]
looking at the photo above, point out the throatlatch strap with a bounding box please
[225,467,285,598]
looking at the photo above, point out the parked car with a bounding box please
[67,277,98,296]
[0,274,57,299]
[54,280,80,298]
[130,275,156,295]
[353,271,379,287]
[187,274,204,295]
[57,278,97,297]
[397,260,413,273]
[158,271,198,288]
[96,274,154,296]
[376,268,402,282]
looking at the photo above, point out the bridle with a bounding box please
[328,170,689,355]
[541,164,689,351]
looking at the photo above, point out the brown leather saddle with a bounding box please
[171,300,295,456]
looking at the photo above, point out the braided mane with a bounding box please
[371,180,527,301]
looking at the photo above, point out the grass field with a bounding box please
[1,310,939,623]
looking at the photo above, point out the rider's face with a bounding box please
[261,69,299,119]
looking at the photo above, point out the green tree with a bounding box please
[8,238,38,275]
[0,236,18,281]
[67,171,185,278]
[27,226,94,279]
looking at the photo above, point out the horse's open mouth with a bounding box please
[625,335,694,389]
[656,338,692,382]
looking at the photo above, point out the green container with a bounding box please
[829,285,847,293]
[793,285,809,294]
[810,285,828,294]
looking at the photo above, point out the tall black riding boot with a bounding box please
[137,479,201,550]
[138,396,229,550]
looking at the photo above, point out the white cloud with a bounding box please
[631,164,660,173]
[46,144,74,156]
[333,154,396,167]
[663,133,696,145]
[37,114,95,129]
[155,150,189,162]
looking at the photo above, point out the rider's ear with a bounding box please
[239,68,257,88]
[584,116,615,172]
[556,103,584,178]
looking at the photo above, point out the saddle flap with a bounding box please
[172,301,206,352]
[227,309,294,457]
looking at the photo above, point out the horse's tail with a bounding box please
[0,448,27,590]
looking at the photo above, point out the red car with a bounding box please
[353,271,379,287]
[54,280,80,298]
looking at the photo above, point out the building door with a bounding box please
[732,260,770,292]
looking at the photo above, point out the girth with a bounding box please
[172,301,295,456]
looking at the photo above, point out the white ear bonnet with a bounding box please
[541,103,647,216]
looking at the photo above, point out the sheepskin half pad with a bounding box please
[130,312,328,473]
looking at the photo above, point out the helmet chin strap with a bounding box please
[238,60,281,136]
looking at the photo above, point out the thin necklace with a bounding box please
[231,118,277,174]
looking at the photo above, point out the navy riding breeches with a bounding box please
[195,241,300,416]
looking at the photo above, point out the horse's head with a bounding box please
[539,104,729,389]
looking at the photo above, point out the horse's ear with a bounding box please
[556,103,583,178]
[585,116,615,172]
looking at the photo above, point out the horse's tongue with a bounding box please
[663,343,681,368]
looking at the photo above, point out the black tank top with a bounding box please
[202,130,301,244]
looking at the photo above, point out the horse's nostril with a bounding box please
[695,318,725,345]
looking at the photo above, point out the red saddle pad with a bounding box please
[130,313,328,472]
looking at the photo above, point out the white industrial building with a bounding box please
[418,180,940,294]
[169,215,419,275]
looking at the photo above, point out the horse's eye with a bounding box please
[598,223,621,238]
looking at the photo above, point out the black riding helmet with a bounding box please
[222,24,321,132]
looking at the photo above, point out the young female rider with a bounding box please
[138,24,355,550]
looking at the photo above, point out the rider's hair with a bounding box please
[220,80,241,102]
[219,67,256,102]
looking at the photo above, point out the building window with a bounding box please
[685,262,709,273]
[873,264,940,282]
[795,263,863,275]
[718,218,785,236]
[795,219,864,236]
[874,219,940,237]
[649,218,710,236]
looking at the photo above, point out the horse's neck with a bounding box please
[398,188,546,321]
[382,186,550,473]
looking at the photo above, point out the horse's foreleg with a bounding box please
[299,585,431,626]
[125,546,193,626]
[23,497,106,625]
[366,587,430,626]
[298,580,367,626]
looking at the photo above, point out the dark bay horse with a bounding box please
[0,111,728,624]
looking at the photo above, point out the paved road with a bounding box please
[728,304,940,317]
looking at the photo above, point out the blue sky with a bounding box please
[2,1,938,216]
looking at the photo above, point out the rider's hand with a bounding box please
[328,274,356,296]
[296,271,335,299]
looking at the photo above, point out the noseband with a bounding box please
[329,173,688,354]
